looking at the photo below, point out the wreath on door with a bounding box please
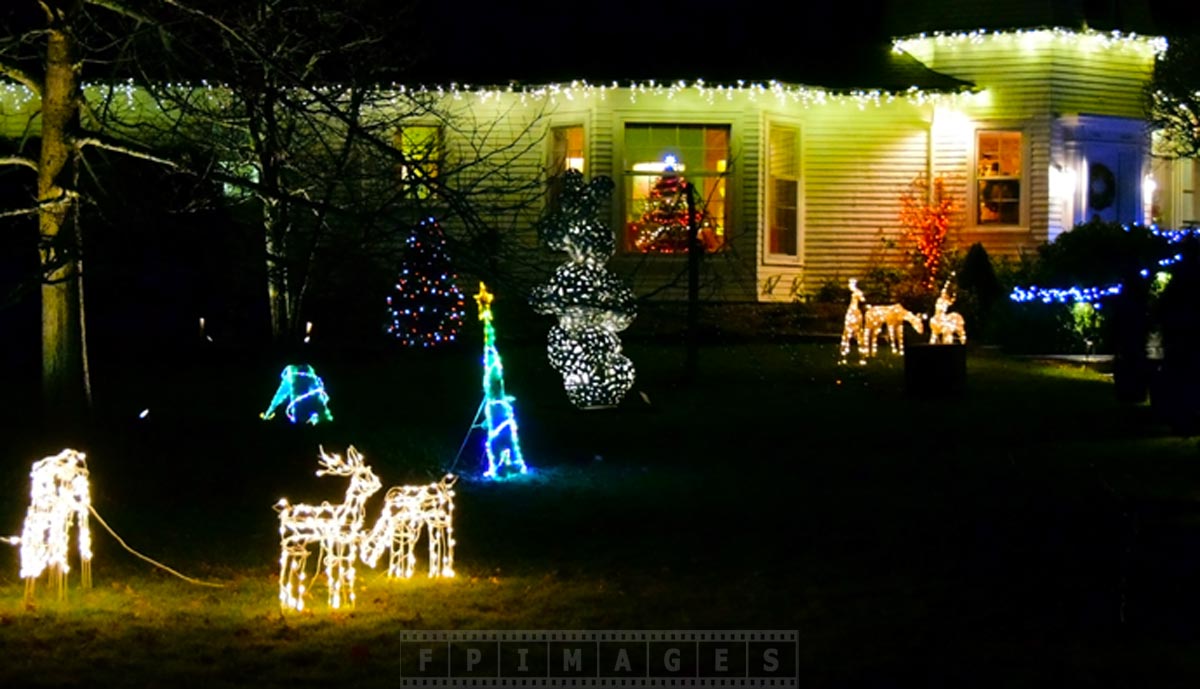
[1088,163,1116,211]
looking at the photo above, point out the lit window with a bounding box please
[548,125,585,208]
[396,125,442,200]
[623,123,728,254]
[550,125,585,176]
[976,131,1022,225]
[767,124,800,258]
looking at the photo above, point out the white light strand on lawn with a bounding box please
[275,446,382,611]
[361,475,457,580]
[6,450,92,600]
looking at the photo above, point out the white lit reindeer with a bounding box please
[361,475,457,580]
[275,446,381,611]
[864,304,925,356]
[3,449,93,600]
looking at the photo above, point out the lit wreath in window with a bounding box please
[1088,163,1116,211]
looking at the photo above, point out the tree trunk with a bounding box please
[264,198,292,343]
[39,5,87,417]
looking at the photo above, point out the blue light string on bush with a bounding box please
[1008,224,1196,307]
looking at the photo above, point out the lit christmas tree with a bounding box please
[630,156,715,254]
[530,170,637,409]
[475,283,529,479]
[385,218,466,347]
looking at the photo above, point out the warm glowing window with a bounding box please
[976,131,1022,225]
[548,125,586,208]
[767,124,800,258]
[396,125,442,199]
[623,123,729,254]
[550,125,586,176]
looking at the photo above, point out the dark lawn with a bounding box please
[1,340,1199,687]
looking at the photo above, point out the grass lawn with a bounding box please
[1,337,1199,687]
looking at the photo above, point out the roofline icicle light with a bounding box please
[893,27,1167,59]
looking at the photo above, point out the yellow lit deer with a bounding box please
[929,282,967,344]
[864,304,925,355]
[839,279,868,362]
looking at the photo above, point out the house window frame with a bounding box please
[763,119,803,265]
[971,127,1029,229]
[546,122,587,210]
[617,118,735,256]
[395,123,444,200]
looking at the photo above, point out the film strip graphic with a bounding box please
[393,630,798,687]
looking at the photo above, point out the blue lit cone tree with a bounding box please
[475,284,529,479]
[385,218,466,347]
[529,171,637,409]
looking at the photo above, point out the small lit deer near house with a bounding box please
[864,304,925,356]
[840,279,868,361]
[361,475,457,580]
[929,283,967,345]
[275,446,381,611]
[3,449,93,601]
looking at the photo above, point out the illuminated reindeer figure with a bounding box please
[3,450,93,601]
[929,280,967,345]
[361,475,457,580]
[839,279,868,361]
[274,446,381,611]
[864,304,925,356]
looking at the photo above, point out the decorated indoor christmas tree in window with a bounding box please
[385,217,466,347]
[530,170,637,409]
[630,156,716,254]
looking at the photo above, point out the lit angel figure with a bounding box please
[529,170,637,408]
[929,278,967,344]
[475,283,529,479]
[261,364,333,425]
[839,279,868,362]
[275,446,381,611]
[863,303,925,356]
[361,474,457,579]
[3,449,93,600]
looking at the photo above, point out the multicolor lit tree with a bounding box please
[530,171,637,408]
[385,218,466,347]
[899,175,957,289]
[475,283,529,479]
[630,159,715,253]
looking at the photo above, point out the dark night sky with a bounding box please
[409,0,1200,86]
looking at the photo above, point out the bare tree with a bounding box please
[1147,34,1200,159]
[110,0,551,345]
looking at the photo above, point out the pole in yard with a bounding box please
[685,181,701,382]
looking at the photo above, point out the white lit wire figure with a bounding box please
[3,449,93,600]
[274,446,381,611]
[361,474,457,580]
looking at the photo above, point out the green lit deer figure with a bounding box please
[275,446,381,611]
[361,475,457,580]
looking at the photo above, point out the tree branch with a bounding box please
[0,155,39,171]
[0,57,42,99]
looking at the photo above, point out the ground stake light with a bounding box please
[261,364,334,425]
[3,449,92,600]
[361,474,457,580]
[275,446,381,611]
